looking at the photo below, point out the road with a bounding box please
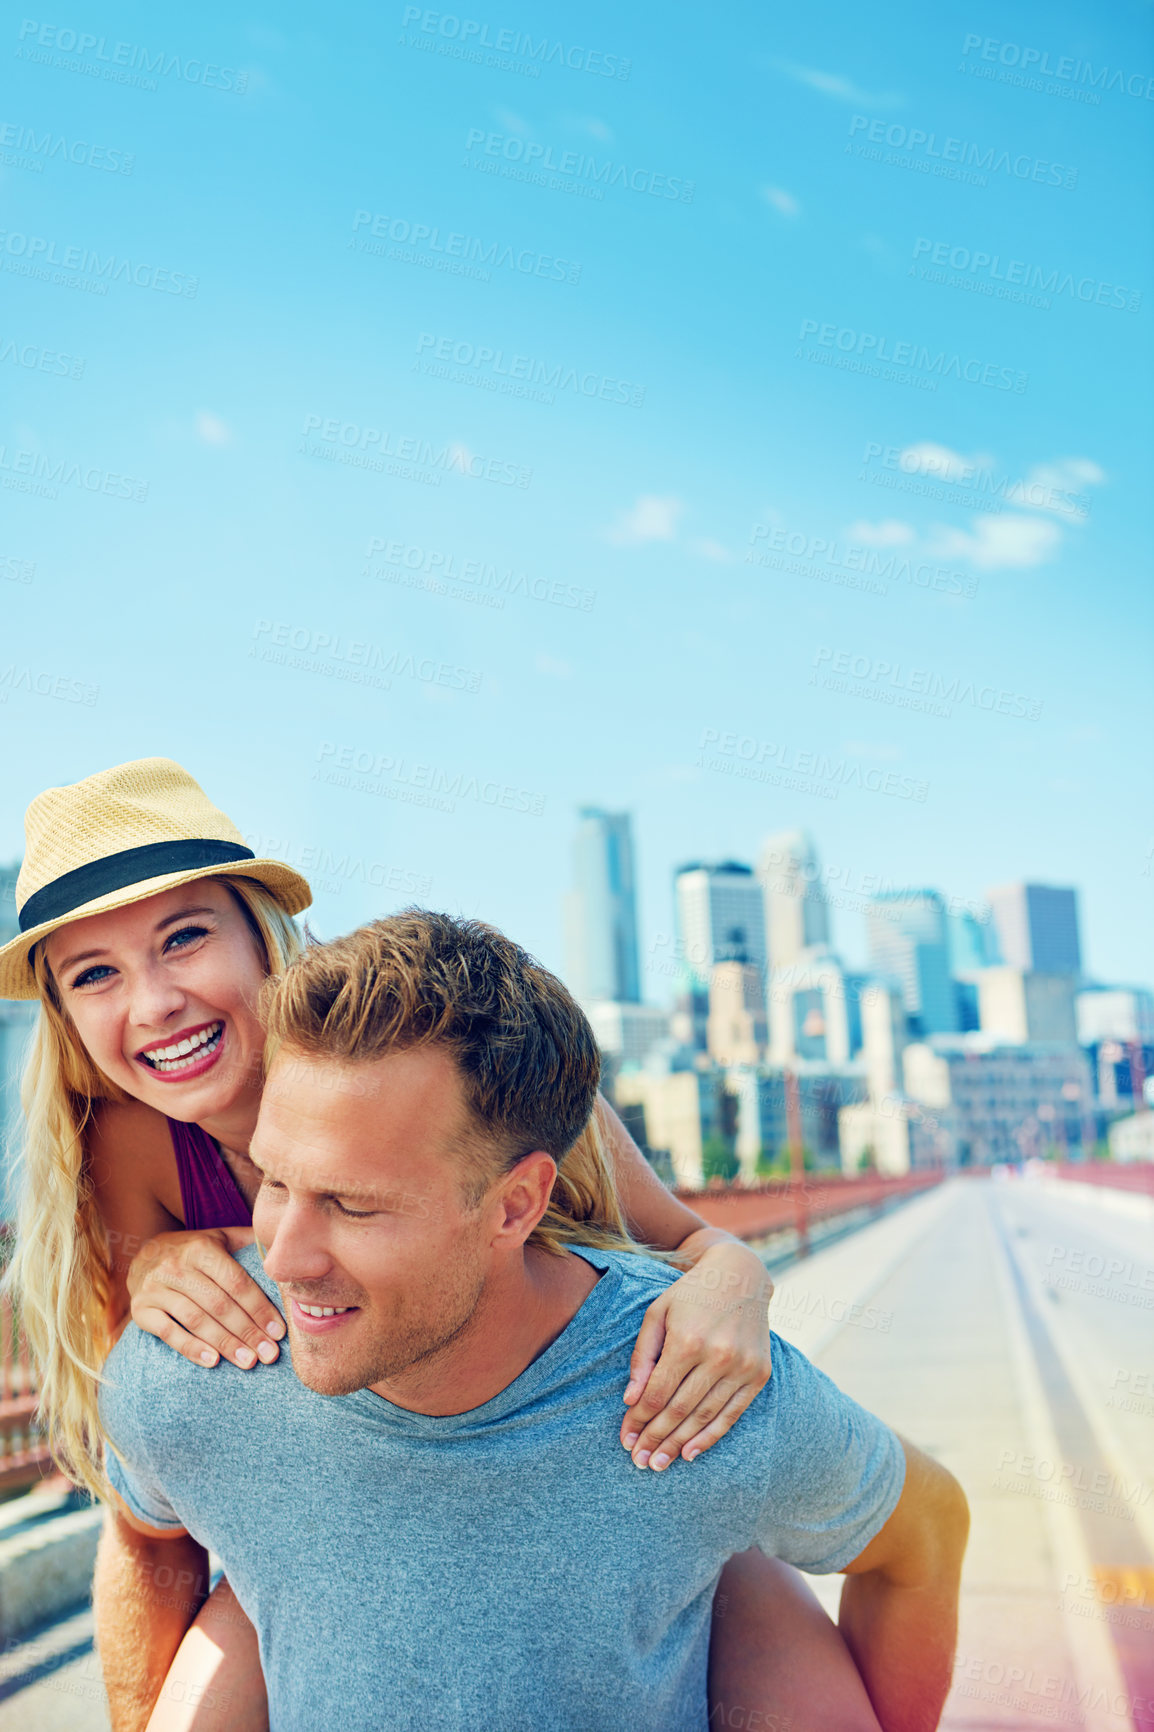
[774,1174,1154,1732]
[1,1172,1150,1730]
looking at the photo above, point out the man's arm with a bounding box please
[94,1500,210,1732]
[839,1437,970,1732]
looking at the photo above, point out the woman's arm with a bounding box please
[598,1097,775,1471]
[90,1102,285,1370]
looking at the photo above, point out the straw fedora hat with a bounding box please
[0,757,312,1000]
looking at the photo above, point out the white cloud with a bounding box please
[894,444,1103,521]
[926,514,1063,570]
[689,537,734,563]
[761,186,800,217]
[195,411,232,446]
[604,494,684,546]
[568,114,612,141]
[775,62,903,106]
[535,654,572,678]
[1022,456,1106,521]
[898,442,993,484]
[845,518,916,547]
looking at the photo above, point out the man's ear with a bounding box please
[492,1151,557,1248]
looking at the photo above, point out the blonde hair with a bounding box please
[2,879,303,1499]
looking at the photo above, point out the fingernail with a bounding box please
[266,1319,286,1340]
[199,1350,218,1367]
[623,1432,639,1448]
[685,1447,700,1461]
[651,1453,671,1471]
[256,1341,279,1363]
[235,1348,256,1367]
[634,1450,651,1469]
[623,1383,638,1403]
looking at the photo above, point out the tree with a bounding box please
[701,1136,739,1184]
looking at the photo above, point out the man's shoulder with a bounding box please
[101,1244,287,1436]
[567,1243,681,1297]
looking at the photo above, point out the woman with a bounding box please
[2,759,882,1731]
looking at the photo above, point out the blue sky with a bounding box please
[2,0,1152,992]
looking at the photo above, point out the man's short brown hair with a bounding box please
[261,910,602,1197]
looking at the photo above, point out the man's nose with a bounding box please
[259,1202,333,1285]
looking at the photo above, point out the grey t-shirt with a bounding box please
[102,1243,904,1732]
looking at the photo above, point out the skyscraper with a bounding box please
[673,861,767,989]
[757,830,830,969]
[865,890,959,1038]
[986,883,1082,976]
[563,808,641,1004]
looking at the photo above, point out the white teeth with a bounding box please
[298,1303,351,1318]
[145,1023,222,1072]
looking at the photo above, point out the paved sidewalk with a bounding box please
[774,1176,1153,1732]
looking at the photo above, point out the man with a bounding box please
[96,911,968,1731]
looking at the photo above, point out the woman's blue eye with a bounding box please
[73,964,114,989]
[164,925,209,952]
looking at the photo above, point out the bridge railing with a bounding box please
[1050,1156,1154,1196]
[0,1294,49,1492]
[674,1169,945,1247]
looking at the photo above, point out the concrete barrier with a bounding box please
[0,1488,102,1642]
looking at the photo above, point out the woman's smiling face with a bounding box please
[43,879,270,1123]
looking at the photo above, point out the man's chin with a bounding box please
[286,1331,369,1397]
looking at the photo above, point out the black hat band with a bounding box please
[19,840,256,932]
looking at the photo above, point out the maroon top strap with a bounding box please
[166,1118,252,1230]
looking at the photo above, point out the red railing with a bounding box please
[0,1294,49,1491]
[1050,1158,1154,1197]
[675,1169,945,1245]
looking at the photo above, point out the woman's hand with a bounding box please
[620,1239,773,1470]
[127,1228,286,1369]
